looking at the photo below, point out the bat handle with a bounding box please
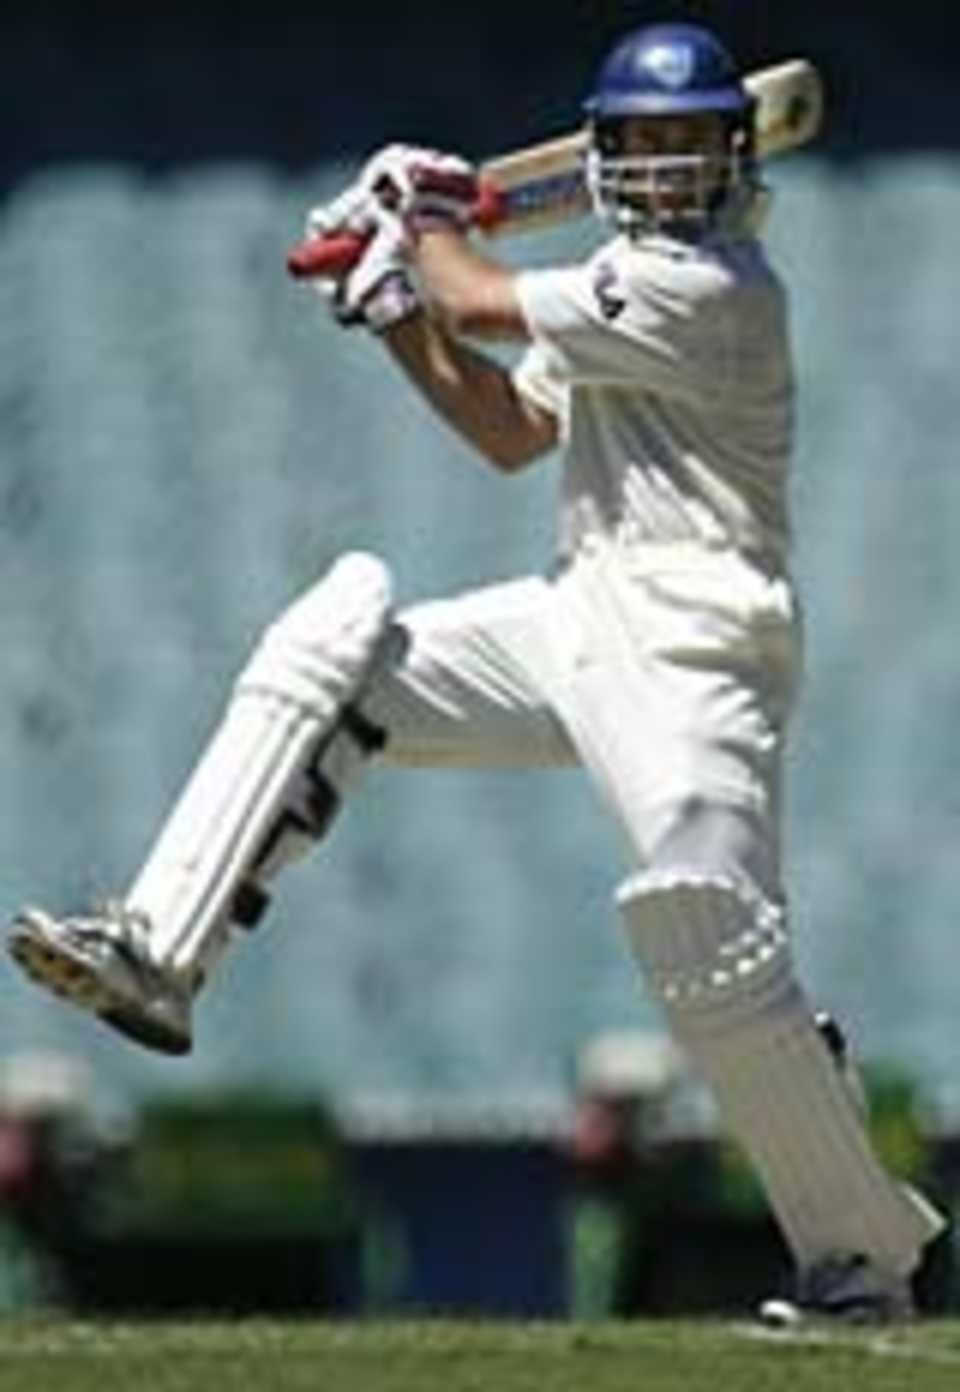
[285,178,506,281]
[286,231,367,279]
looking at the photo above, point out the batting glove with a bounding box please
[317,210,420,334]
[357,143,479,235]
[343,205,420,332]
[304,183,420,334]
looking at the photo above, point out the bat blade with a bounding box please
[749,58,824,159]
[287,58,823,280]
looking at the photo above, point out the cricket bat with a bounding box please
[287,58,823,280]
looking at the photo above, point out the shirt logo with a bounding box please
[645,42,695,90]
[593,262,627,321]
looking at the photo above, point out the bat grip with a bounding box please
[285,178,505,280]
[287,232,367,279]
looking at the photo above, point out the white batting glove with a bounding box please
[304,183,420,334]
[356,143,478,235]
[321,207,420,334]
[343,205,420,332]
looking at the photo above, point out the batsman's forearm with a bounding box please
[413,228,529,341]
[383,311,557,473]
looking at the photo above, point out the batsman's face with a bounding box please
[618,112,729,213]
[587,108,746,237]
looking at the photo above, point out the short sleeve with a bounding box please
[513,245,728,401]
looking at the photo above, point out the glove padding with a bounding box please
[355,143,478,234]
[303,142,476,333]
[305,186,419,334]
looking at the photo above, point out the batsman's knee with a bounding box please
[237,550,402,721]
[645,794,782,907]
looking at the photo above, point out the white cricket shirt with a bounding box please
[513,231,794,572]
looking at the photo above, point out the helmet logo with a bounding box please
[645,42,695,90]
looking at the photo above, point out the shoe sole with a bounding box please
[9,921,191,1057]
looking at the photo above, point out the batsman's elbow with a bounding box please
[482,409,559,473]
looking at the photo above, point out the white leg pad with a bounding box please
[618,870,945,1275]
[127,552,399,986]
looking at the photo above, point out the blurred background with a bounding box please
[0,0,959,1319]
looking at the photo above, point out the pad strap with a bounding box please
[125,553,398,985]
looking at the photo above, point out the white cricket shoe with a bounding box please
[8,905,192,1056]
[759,1253,914,1330]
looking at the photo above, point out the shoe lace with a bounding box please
[68,900,154,960]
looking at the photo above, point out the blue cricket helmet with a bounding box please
[584,23,750,120]
[581,23,760,240]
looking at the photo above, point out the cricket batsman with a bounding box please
[8,22,945,1325]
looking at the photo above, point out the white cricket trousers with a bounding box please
[366,540,945,1275]
[368,539,799,895]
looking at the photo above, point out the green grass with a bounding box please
[1,1318,960,1392]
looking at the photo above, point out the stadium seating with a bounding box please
[1,158,959,1137]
